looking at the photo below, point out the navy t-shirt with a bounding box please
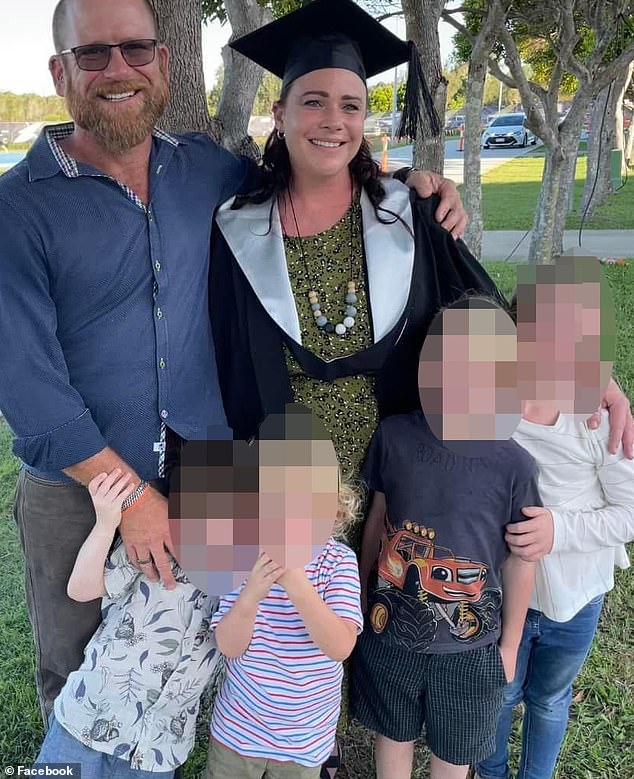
[361,411,541,654]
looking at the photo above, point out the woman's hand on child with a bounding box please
[505,507,554,562]
[88,469,135,530]
[498,642,518,683]
[243,552,285,604]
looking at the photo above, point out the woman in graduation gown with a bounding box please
[210,0,500,479]
[209,0,630,479]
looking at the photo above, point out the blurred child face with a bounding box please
[258,437,339,570]
[169,413,339,596]
[516,257,615,414]
[418,303,521,442]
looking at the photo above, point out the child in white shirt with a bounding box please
[477,255,634,779]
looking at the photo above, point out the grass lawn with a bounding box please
[1,262,633,777]
[479,147,634,232]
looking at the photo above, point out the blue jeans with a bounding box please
[476,595,604,779]
[37,714,175,779]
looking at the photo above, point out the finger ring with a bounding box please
[136,557,152,565]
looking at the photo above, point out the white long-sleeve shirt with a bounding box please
[513,409,633,622]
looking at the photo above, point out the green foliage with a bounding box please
[450,1,633,101]
[206,65,224,116]
[443,61,515,111]
[451,0,485,64]
[368,83,393,113]
[445,63,468,109]
[0,92,68,123]
[505,5,633,96]
[253,71,282,115]
[206,66,281,117]
[367,81,406,114]
[201,0,307,25]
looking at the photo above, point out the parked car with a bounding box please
[481,113,537,148]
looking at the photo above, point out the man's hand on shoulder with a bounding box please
[404,170,467,240]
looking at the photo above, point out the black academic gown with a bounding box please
[209,179,500,441]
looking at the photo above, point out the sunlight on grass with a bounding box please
[477,150,634,231]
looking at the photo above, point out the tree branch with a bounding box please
[440,10,475,44]
[592,39,634,94]
[555,0,588,83]
[497,24,555,143]
[442,5,486,17]
[375,11,403,22]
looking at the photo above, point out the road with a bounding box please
[377,138,539,184]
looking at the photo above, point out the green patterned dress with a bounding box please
[283,196,379,478]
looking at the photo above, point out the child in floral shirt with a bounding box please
[36,469,220,777]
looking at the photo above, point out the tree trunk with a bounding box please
[626,119,634,167]
[149,0,219,137]
[462,0,510,260]
[217,0,272,157]
[581,61,633,214]
[527,146,566,264]
[462,59,487,259]
[614,64,633,163]
[402,0,447,172]
[581,85,613,215]
[551,127,584,255]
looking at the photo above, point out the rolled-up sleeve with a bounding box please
[0,200,106,470]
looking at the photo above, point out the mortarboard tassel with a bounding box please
[398,40,441,140]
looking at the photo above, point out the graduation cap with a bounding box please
[230,0,441,139]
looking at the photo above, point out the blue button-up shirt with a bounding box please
[0,123,254,480]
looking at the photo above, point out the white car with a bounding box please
[481,113,537,149]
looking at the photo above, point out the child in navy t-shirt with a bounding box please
[351,296,540,779]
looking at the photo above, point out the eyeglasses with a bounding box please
[59,39,157,71]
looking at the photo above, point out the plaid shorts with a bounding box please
[350,629,507,766]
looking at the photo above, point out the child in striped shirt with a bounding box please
[205,406,364,779]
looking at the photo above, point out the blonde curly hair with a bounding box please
[334,476,365,541]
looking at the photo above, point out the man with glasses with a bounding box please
[0,0,254,726]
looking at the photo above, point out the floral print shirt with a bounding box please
[53,541,220,771]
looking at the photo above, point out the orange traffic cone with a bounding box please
[458,123,465,152]
[381,134,389,172]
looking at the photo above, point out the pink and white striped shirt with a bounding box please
[210,537,362,767]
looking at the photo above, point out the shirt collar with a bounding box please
[27,121,181,182]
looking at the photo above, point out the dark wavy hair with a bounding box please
[231,82,409,231]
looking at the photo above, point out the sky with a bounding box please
[0,0,458,97]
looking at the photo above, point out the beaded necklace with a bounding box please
[285,184,359,336]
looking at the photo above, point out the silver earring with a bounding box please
[276,129,285,140]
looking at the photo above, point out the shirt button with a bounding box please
[148,210,153,222]
[155,261,161,272]
[161,410,169,419]
[159,358,166,369]
[156,308,163,319]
